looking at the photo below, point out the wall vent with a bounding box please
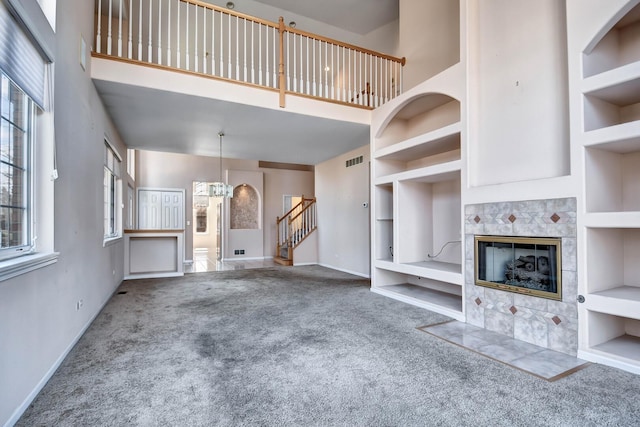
[346,155,364,168]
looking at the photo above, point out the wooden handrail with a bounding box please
[285,26,405,65]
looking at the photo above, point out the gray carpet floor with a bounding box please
[18,266,640,426]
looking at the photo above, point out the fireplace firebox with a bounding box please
[475,236,562,300]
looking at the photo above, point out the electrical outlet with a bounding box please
[240,250,245,255]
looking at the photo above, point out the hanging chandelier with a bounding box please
[209,132,234,198]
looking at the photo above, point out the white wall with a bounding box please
[316,145,371,277]
[399,0,460,91]
[136,150,314,261]
[468,0,570,188]
[0,0,133,425]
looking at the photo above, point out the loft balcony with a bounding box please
[92,0,405,163]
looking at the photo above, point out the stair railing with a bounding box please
[94,0,405,109]
[276,196,316,261]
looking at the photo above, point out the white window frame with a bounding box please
[0,73,34,260]
[126,148,135,180]
[103,140,122,245]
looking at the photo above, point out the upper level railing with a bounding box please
[94,0,405,109]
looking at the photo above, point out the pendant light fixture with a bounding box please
[209,132,234,198]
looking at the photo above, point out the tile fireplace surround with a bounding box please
[464,198,577,356]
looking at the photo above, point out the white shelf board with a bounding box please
[374,159,461,186]
[371,283,464,321]
[374,122,462,161]
[582,61,640,106]
[583,212,640,228]
[580,335,640,375]
[583,120,640,153]
[585,286,640,320]
[374,259,463,285]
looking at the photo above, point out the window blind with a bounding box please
[0,1,46,108]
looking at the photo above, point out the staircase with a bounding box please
[275,197,317,266]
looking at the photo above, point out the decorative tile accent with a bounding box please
[464,197,578,356]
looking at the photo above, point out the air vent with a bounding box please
[346,155,364,168]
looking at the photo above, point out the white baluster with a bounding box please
[258,23,262,85]
[177,1,180,68]
[227,13,232,78]
[166,0,171,67]
[331,43,334,100]
[185,4,190,70]
[107,0,112,55]
[211,9,215,75]
[312,39,316,96]
[157,0,161,64]
[147,0,152,62]
[96,0,102,54]
[235,16,240,80]
[306,37,310,95]
[272,26,277,88]
[220,12,224,76]
[342,46,346,102]
[243,18,247,82]
[264,24,269,87]
[127,0,132,59]
[202,7,206,74]
[251,21,255,84]
[118,0,123,56]
[194,6,199,73]
[292,33,297,92]
[138,0,142,61]
[324,41,329,98]
[286,32,290,91]
[299,35,304,93]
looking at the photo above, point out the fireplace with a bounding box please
[475,235,562,301]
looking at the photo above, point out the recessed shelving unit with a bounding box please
[578,1,640,375]
[371,89,464,321]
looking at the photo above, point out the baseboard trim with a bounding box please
[318,263,370,279]
[4,284,121,427]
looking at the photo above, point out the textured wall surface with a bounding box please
[230,185,260,230]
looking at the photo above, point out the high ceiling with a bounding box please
[252,0,399,35]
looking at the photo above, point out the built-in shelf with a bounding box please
[591,335,640,370]
[584,212,640,228]
[585,147,640,213]
[371,283,463,321]
[583,120,640,152]
[375,122,461,161]
[586,286,640,320]
[582,61,640,105]
[374,259,463,285]
[375,160,461,186]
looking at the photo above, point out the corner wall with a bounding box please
[316,145,371,277]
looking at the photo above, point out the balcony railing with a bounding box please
[94,0,405,109]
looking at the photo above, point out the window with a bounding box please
[0,73,34,260]
[127,148,135,180]
[104,142,122,241]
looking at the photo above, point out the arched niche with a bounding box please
[230,184,261,230]
[375,92,460,152]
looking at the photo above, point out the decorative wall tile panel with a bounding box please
[464,197,578,356]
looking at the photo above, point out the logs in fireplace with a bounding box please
[475,236,561,300]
